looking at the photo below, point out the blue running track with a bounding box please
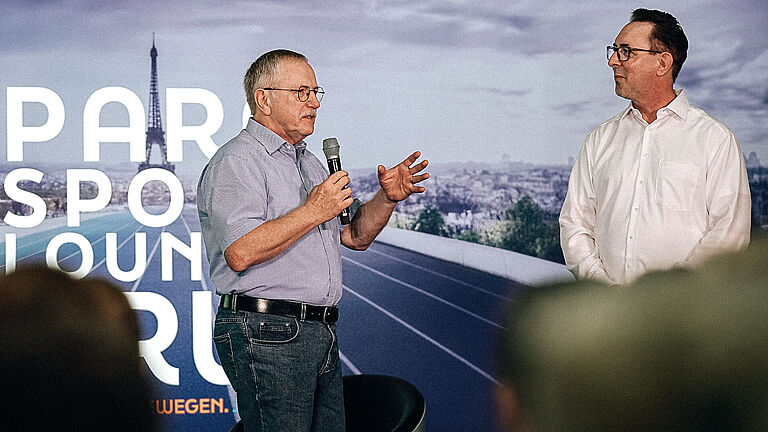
[1,206,527,431]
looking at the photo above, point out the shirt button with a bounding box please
[629,235,634,239]
[627,264,633,269]
[634,207,639,212]
[639,180,644,184]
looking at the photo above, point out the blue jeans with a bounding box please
[214,307,345,432]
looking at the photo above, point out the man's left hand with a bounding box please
[378,151,429,202]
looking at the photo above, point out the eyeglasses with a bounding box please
[606,45,663,62]
[262,86,325,102]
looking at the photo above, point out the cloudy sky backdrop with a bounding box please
[1,0,766,179]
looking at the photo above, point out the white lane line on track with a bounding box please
[366,246,513,301]
[343,257,503,329]
[0,222,135,269]
[338,351,361,375]
[91,224,144,270]
[57,220,137,263]
[58,235,107,263]
[180,213,210,292]
[344,284,499,385]
[1,220,137,269]
[130,226,166,292]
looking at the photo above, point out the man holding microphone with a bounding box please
[197,49,428,432]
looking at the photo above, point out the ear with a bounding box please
[254,89,271,116]
[656,52,674,78]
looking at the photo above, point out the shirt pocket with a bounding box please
[654,160,700,211]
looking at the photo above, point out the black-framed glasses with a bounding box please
[262,86,325,102]
[606,45,663,62]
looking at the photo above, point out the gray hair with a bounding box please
[243,49,307,116]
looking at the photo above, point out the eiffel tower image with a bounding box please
[139,35,175,173]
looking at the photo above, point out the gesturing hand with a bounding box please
[306,170,353,222]
[377,151,429,203]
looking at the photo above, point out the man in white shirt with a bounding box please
[559,8,751,284]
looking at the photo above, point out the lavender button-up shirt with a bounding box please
[197,119,349,306]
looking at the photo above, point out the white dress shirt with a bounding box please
[559,90,751,284]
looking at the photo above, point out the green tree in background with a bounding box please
[455,229,481,243]
[500,196,545,255]
[499,196,564,263]
[405,199,564,263]
[411,205,453,237]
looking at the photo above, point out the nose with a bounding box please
[608,51,621,68]
[306,91,321,108]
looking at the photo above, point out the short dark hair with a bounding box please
[244,49,308,116]
[630,8,688,82]
[0,267,155,431]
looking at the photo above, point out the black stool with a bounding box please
[343,374,425,432]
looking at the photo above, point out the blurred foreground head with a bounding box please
[497,241,768,432]
[0,266,155,431]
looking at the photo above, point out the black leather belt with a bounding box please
[219,294,338,324]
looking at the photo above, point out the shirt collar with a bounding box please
[621,89,689,121]
[664,89,689,120]
[245,118,306,156]
[294,141,307,162]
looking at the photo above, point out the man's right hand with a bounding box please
[224,170,353,271]
[305,170,354,223]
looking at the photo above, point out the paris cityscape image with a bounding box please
[2,1,767,431]
[2,33,766,262]
[2,0,766,262]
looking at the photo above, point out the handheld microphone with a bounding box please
[322,137,351,225]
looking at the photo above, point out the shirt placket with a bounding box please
[296,148,337,304]
[625,116,652,281]
[295,147,312,203]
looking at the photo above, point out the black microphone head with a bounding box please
[322,137,340,159]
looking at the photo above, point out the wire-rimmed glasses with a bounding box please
[262,86,325,102]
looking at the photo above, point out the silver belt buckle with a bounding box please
[256,299,269,313]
